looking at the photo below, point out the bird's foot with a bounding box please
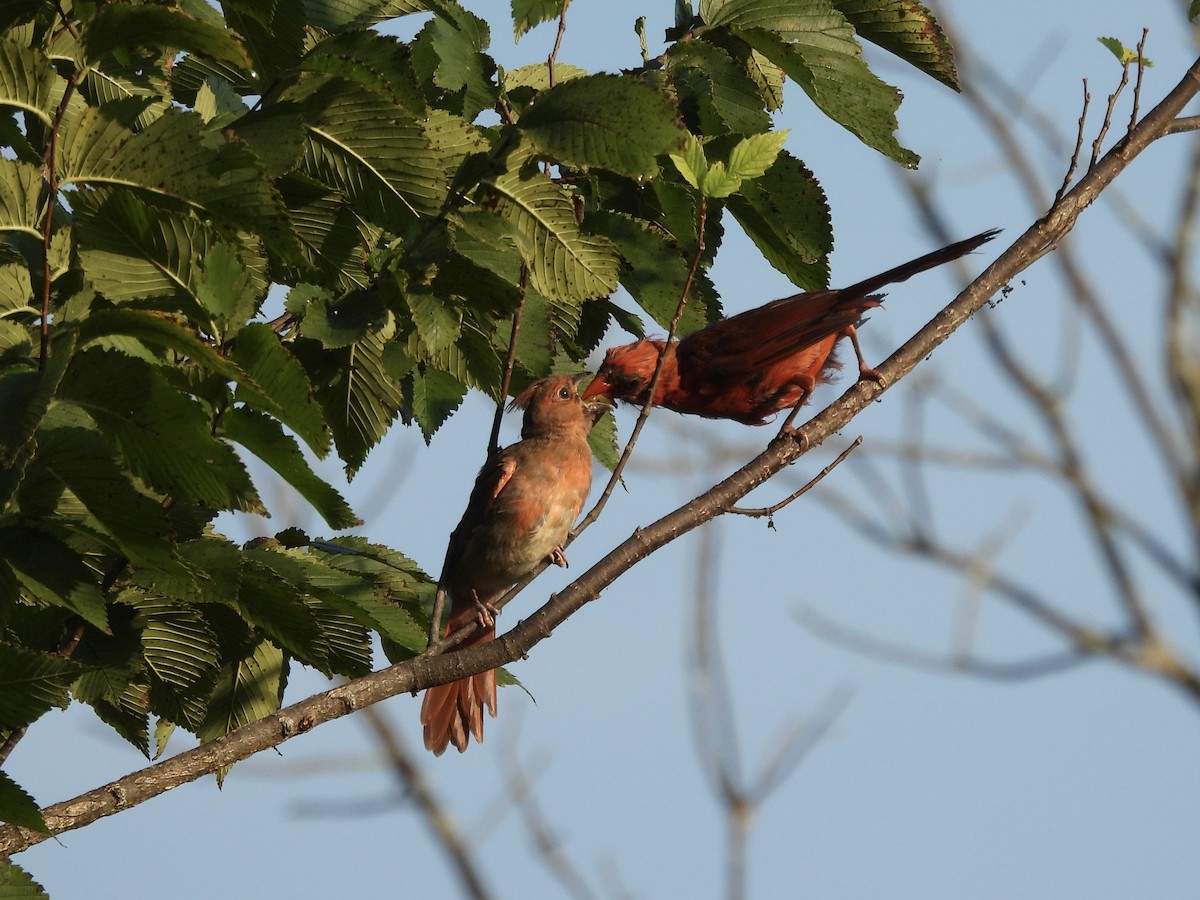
[548,546,569,568]
[471,592,499,630]
[777,424,810,452]
[858,366,887,389]
[776,405,810,451]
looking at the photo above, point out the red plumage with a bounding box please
[583,230,998,427]
[421,374,606,756]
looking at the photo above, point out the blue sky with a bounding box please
[12,2,1200,897]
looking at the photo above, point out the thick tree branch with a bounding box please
[4,52,1199,861]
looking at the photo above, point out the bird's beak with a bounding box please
[583,394,613,426]
[580,373,611,401]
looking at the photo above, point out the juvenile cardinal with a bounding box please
[583,229,998,430]
[421,374,607,756]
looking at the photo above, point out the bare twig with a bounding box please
[1131,29,1150,133]
[1090,55,1129,170]
[501,746,600,900]
[729,437,861,519]
[1053,79,1089,204]
[797,607,1088,681]
[359,707,493,900]
[686,526,850,900]
[488,267,529,459]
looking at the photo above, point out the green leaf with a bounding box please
[295,326,406,475]
[444,209,528,292]
[241,545,375,676]
[299,29,427,114]
[33,407,190,577]
[411,0,496,119]
[484,143,621,308]
[397,317,505,398]
[727,129,788,180]
[710,1,920,167]
[73,189,267,329]
[308,538,433,655]
[220,407,360,530]
[195,640,286,761]
[77,308,252,389]
[406,290,463,355]
[138,536,243,606]
[663,40,772,135]
[235,560,327,671]
[670,133,708,189]
[59,348,260,511]
[699,160,741,198]
[154,718,176,758]
[0,641,80,731]
[0,326,74,474]
[305,595,373,677]
[408,365,467,441]
[194,243,260,334]
[296,81,446,232]
[588,210,719,337]
[125,595,221,693]
[0,38,57,128]
[0,160,45,240]
[59,108,298,263]
[74,671,151,757]
[290,284,389,349]
[726,148,831,288]
[1192,0,1200,23]
[0,525,108,630]
[0,859,49,897]
[504,62,589,92]
[276,176,375,290]
[831,0,960,90]
[221,0,306,86]
[511,0,566,40]
[1098,36,1153,67]
[230,323,331,456]
[587,408,619,471]
[194,76,248,130]
[83,4,253,70]
[303,0,429,33]
[518,73,688,179]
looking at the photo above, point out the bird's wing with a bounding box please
[440,453,518,578]
[677,290,874,383]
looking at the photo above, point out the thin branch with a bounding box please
[38,63,78,369]
[1131,29,1149,134]
[796,607,1089,681]
[1089,55,1129,170]
[5,54,1200,854]
[575,198,709,532]
[728,437,861,519]
[547,0,570,89]
[489,266,529,459]
[1165,115,1200,135]
[501,747,600,900]
[1053,79,1089,205]
[359,707,493,900]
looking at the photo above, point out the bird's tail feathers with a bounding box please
[839,228,999,300]
[420,621,498,756]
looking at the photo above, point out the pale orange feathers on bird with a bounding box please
[421,374,609,756]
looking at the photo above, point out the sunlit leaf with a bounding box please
[518,73,688,178]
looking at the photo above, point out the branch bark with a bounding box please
[4,52,1199,861]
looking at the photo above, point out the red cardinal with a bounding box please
[421,374,606,755]
[583,229,998,429]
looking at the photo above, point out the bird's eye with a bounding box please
[558,387,571,399]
